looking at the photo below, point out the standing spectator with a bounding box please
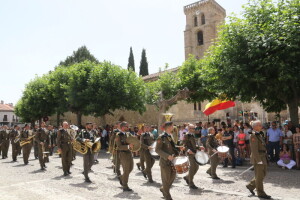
[237,129,246,159]
[178,125,186,145]
[293,126,300,169]
[194,122,202,146]
[277,144,296,169]
[243,123,252,159]
[222,125,236,168]
[101,125,108,150]
[267,122,283,162]
[201,123,209,149]
[150,125,158,139]
[233,125,239,148]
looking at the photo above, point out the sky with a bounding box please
[0,0,247,104]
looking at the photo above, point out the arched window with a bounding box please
[197,31,203,45]
[194,16,198,27]
[201,14,205,25]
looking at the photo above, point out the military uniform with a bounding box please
[155,132,179,200]
[77,129,95,181]
[183,132,199,187]
[9,129,21,161]
[36,127,50,169]
[246,131,269,197]
[0,129,10,159]
[20,130,33,164]
[140,132,155,182]
[57,129,73,175]
[48,129,56,156]
[115,132,134,191]
[91,129,99,163]
[206,134,220,179]
[33,129,39,159]
[111,129,121,176]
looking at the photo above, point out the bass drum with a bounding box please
[125,135,141,152]
[149,141,160,160]
[172,156,189,174]
[194,150,209,165]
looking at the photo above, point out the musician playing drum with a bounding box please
[76,122,95,183]
[206,127,221,179]
[182,124,200,189]
[155,121,179,200]
[115,121,134,192]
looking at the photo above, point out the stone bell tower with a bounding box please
[184,0,226,60]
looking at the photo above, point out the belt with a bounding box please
[259,150,266,153]
[118,150,130,153]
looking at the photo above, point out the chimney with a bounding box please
[0,100,3,104]
[8,103,13,107]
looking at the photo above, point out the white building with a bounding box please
[0,100,19,127]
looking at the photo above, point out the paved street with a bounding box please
[0,149,299,200]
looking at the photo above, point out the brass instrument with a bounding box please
[42,143,50,159]
[86,137,101,153]
[14,131,21,143]
[20,135,35,147]
[126,135,141,152]
[72,137,101,154]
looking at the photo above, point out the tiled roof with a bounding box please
[142,67,180,82]
[0,104,14,111]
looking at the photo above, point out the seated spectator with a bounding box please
[293,126,300,169]
[237,129,246,159]
[277,144,296,169]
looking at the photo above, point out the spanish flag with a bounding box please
[203,99,235,116]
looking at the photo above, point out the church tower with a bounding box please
[184,0,226,60]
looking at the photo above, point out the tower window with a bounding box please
[197,31,204,45]
[201,14,205,25]
[194,16,198,27]
[194,102,201,110]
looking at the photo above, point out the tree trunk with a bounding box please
[100,115,106,127]
[287,99,299,126]
[56,112,61,127]
[76,112,82,127]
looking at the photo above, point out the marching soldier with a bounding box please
[35,122,50,170]
[140,124,155,183]
[57,121,73,176]
[20,124,33,164]
[48,125,56,156]
[110,121,121,176]
[136,125,145,172]
[33,125,39,159]
[115,121,134,192]
[92,123,100,164]
[155,121,179,200]
[182,124,199,189]
[206,127,220,179]
[9,125,21,162]
[76,122,95,183]
[246,120,271,199]
[0,125,10,159]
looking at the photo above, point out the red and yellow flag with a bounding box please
[203,99,235,116]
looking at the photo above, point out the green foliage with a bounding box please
[139,49,149,76]
[127,47,135,72]
[59,46,99,66]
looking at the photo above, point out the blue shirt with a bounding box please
[152,129,158,139]
[267,128,283,142]
[201,129,208,142]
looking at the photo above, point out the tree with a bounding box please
[87,61,146,120]
[127,47,135,72]
[196,0,300,125]
[59,46,99,66]
[139,49,149,76]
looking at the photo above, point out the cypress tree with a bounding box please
[139,49,149,76]
[127,47,135,72]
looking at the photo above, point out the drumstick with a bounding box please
[234,165,254,180]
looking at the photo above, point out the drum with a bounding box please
[172,156,189,174]
[125,136,141,152]
[149,141,160,159]
[194,151,209,165]
[217,146,229,159]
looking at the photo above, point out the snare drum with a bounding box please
[172,156,189,174]
[194,151,209,165]
[149,141,160,160]
[217,146,229,159]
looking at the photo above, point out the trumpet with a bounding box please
[20,135,35,147]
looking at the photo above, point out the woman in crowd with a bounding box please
[237,128,246,159]
[277,144,296,170]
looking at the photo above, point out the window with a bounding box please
[194,16,198,27]
[194,103,197,110]
[197,31,204,45]
[198,102,201,111]
[3,115,7,121]
[194,102,201,110]
[201,14,205,25]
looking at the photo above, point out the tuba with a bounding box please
[72,140,88,154]
[126,134,141,152]
[85,137,101,153]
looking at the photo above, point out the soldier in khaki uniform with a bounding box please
[115,121,134,192]
[110,121,121,176]
[9,125,21,162]
[32,125,39,159]
[206,127,220,179]
[155,121,179,200]
[20,124,33,165]
[57,121,73,176]
[246,120,271,199]
[182,124,199,189]
[0,125,10,159]
[35,122,50,170]
[140,124,155,183]
[77,122,95,182]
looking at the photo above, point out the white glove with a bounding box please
[257,161,263,164]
